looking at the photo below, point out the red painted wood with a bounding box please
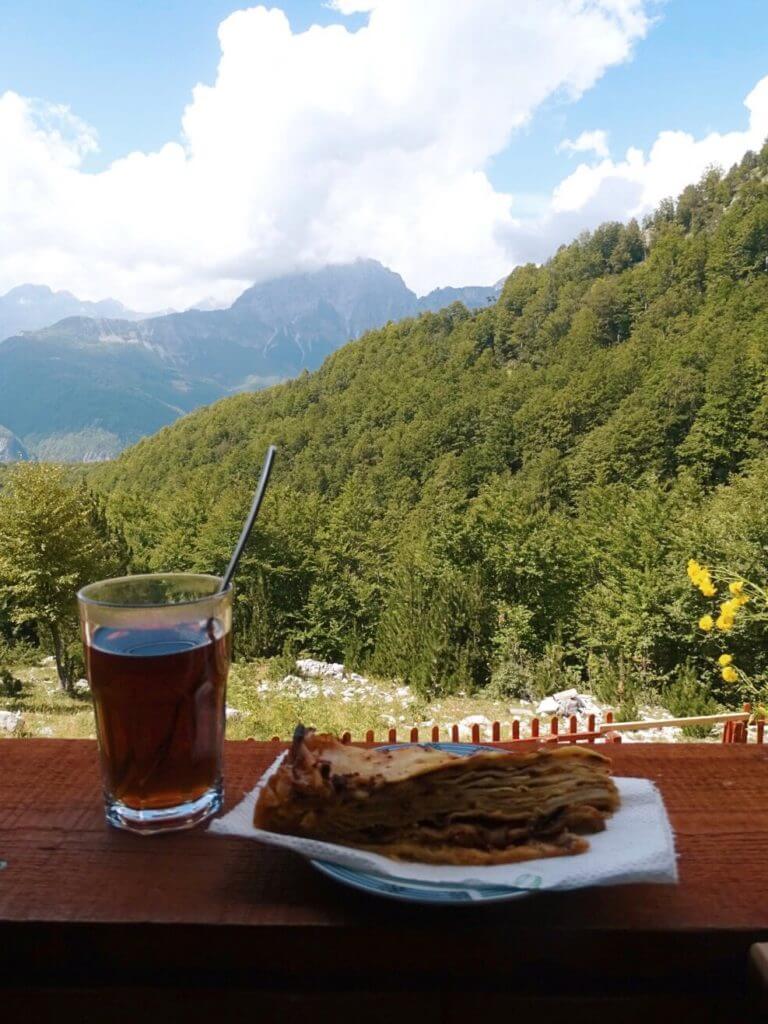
[492,721,500,742]
[471,724,480,744]
[512,719,520,740]
[531,718,539,738]
[365,730,375,743]
[431,726,440,743]
[341,732,352,745]
[606,711,614,724]
[388,728,397,743]
[588,714,596,743]
[758,719,765,745]
[410,727,419,743]
[2,740,768,1015]
[451,724,459,743]
[569,715,578,734]
[550,716,559,736]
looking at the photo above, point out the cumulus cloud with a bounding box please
[558,129,610,159]
[0,1,652,309]
[552,76,768,217]
[497,74,768,266]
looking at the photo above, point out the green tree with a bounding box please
[0,464,128,690]
[91,142,768,700]
[303,474,391,665]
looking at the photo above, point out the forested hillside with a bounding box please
[0,261,497,461]
[97,144,768,707]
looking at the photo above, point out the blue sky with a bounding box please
[1,1,768,307]
[490,0,768,198]
[1,1,366,171]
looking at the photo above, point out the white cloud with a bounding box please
[0,1,652,309]
[551,77,768,217]
[558,129,610,159]
[325,0,377,12]
[496,73,768,266]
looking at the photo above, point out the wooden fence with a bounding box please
[269,705,765,745]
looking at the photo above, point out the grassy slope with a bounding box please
[0,661,542,742]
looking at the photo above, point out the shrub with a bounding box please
[488,638,582,703]
[0,667,23,698]
[585,655,649,719]
[664,662,720,738]
[265,649,301,682]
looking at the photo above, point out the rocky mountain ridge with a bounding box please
[0,260,501,460]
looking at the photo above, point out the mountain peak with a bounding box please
[0,284,145,342]
[0,425,29,463]
[0,260,502,461]
[230,259,416,339]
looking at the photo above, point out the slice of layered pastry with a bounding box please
[253,726,620,865]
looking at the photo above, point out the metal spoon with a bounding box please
[220,444,277,592]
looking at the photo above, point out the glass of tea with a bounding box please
[77,573,232,835]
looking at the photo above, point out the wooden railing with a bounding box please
[269,705,765,745]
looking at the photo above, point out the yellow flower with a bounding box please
[737,594,749,606]
[716,613,734,631]
[719,597,742,618]
[718,653,733,666]
[691,562,716,596]
[729,581,744,596]
[687,559,717,594]
[721,666,738,683]
[699,614,714,631]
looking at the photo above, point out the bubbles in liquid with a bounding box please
[93,619,225,657]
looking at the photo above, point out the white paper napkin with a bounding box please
[209,751,678,893]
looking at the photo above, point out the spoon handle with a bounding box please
[220,444,277,592]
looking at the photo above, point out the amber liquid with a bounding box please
[86,620,229,810]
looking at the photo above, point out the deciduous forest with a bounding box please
[4,145,768,714]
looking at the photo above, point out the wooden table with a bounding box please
[2,740,767,1022]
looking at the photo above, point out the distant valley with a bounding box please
[0,261,500,461]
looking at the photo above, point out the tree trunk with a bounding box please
[49,622,71,693]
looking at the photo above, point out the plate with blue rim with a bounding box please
[310,742,544,905]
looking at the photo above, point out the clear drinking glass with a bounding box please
[77,573,232,835]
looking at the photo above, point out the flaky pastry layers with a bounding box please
[253,726,620,865]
